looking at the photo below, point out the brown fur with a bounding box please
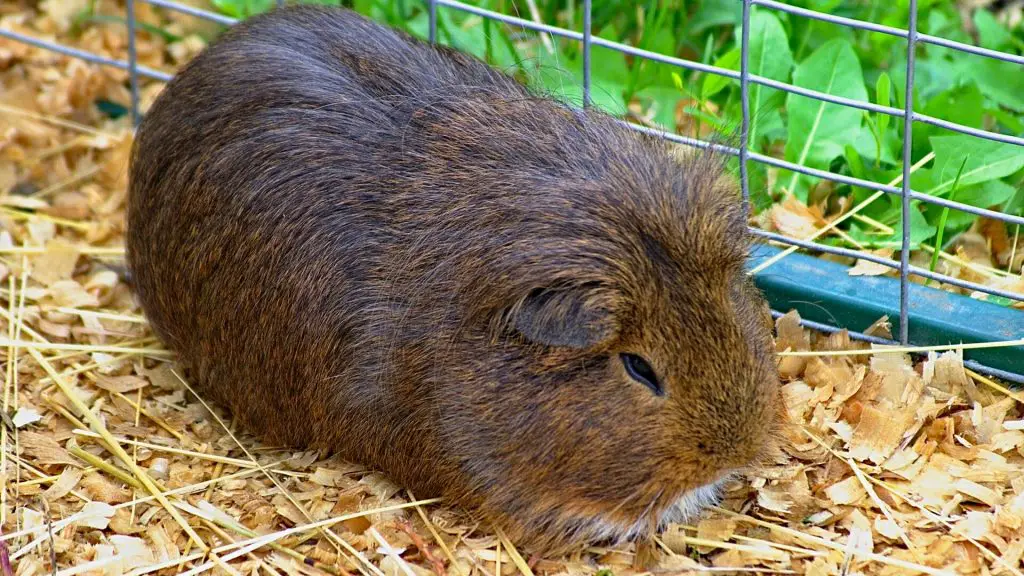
[126,5,783,555]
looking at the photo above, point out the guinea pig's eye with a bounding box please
[620,353,663,396]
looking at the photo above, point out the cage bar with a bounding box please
[582,0,591,108]
[752,230,1024,303]
[0,27,171,81]
[141,0,237,25]
[898,0,920,345]
[739,0,753,207]
[753,0,1024,65]
[126,0,141,126]
[429,0,437,44]
[2,0,1020,382]
[769,311,1024,386]
[750,244,1024,381]
[61,0,1024,147]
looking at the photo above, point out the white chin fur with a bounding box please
[582,477,732,546]
[659,477,730,526]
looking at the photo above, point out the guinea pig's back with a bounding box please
[126,6,522,451]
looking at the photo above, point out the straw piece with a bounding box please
[72,429,255,468]
[0,339,173,357]
[169,368,382,576]
[493,527,534,576]
[0,103,114,137]
[711,507,956,576]
[25,347,209,551]
[5,4,1024,574]
[409,490,463,576]
[180,499,441,576]
[777,338,1024,357]
[670,536,790,560]
[966,368,1024,403]
[749,151,935,276]
[55,307,149,324]
[0,208,93,233]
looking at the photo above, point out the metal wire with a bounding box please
[1,0,1020,377]
[582,0,591,107]
[752,230,1024,303]
[899,0,919,344]
[753,0,1024,66]
[739,0,753,207]
[58,0,1023,147]
[434,0,1024,148]
[768,311,1024,385]
[125,0,141,126]
[142,0,238,25]
[0,27,172,81]
[429,0,437,44]
[629,121,1024,228]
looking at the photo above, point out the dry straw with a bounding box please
[2,3,1023,575]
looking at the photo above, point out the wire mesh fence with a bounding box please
[1,0,1022,382]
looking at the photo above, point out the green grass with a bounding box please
[198,0,1024,283]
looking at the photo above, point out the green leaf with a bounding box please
[849,203,936,249]
[961,180,1019,210]
[988,108,1024,134]
[531,29,629,114]
[981,295,1016,307]
[210,0,273,18]
[784,38,868,197]
[636,85,683,131]
[923,178,1019,234]
[922,83,984,130]
[807,0,843,11]
[844,144,866,181]
[921,136,1024,197]
[973,9,1013,50]
[925,9,954,38]
[875,72,891,136]
[963,58,1024,112]
[852,125,898,166]
[892,54,964,106]
[432,9,517,68]
[624,3,674,101]
[912,83,985,154]
[701,48,739,101]
[758,108,786,142]
[929,157,968,274]
[702,32,715,67]
[741,10,793,150]
[688,0,741,33]
[671,71,684,92]
[1005,185,1024,217]
[400,10,430,39]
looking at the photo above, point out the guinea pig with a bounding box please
[126,4,783,555]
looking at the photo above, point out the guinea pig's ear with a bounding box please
[510,285,615,349]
